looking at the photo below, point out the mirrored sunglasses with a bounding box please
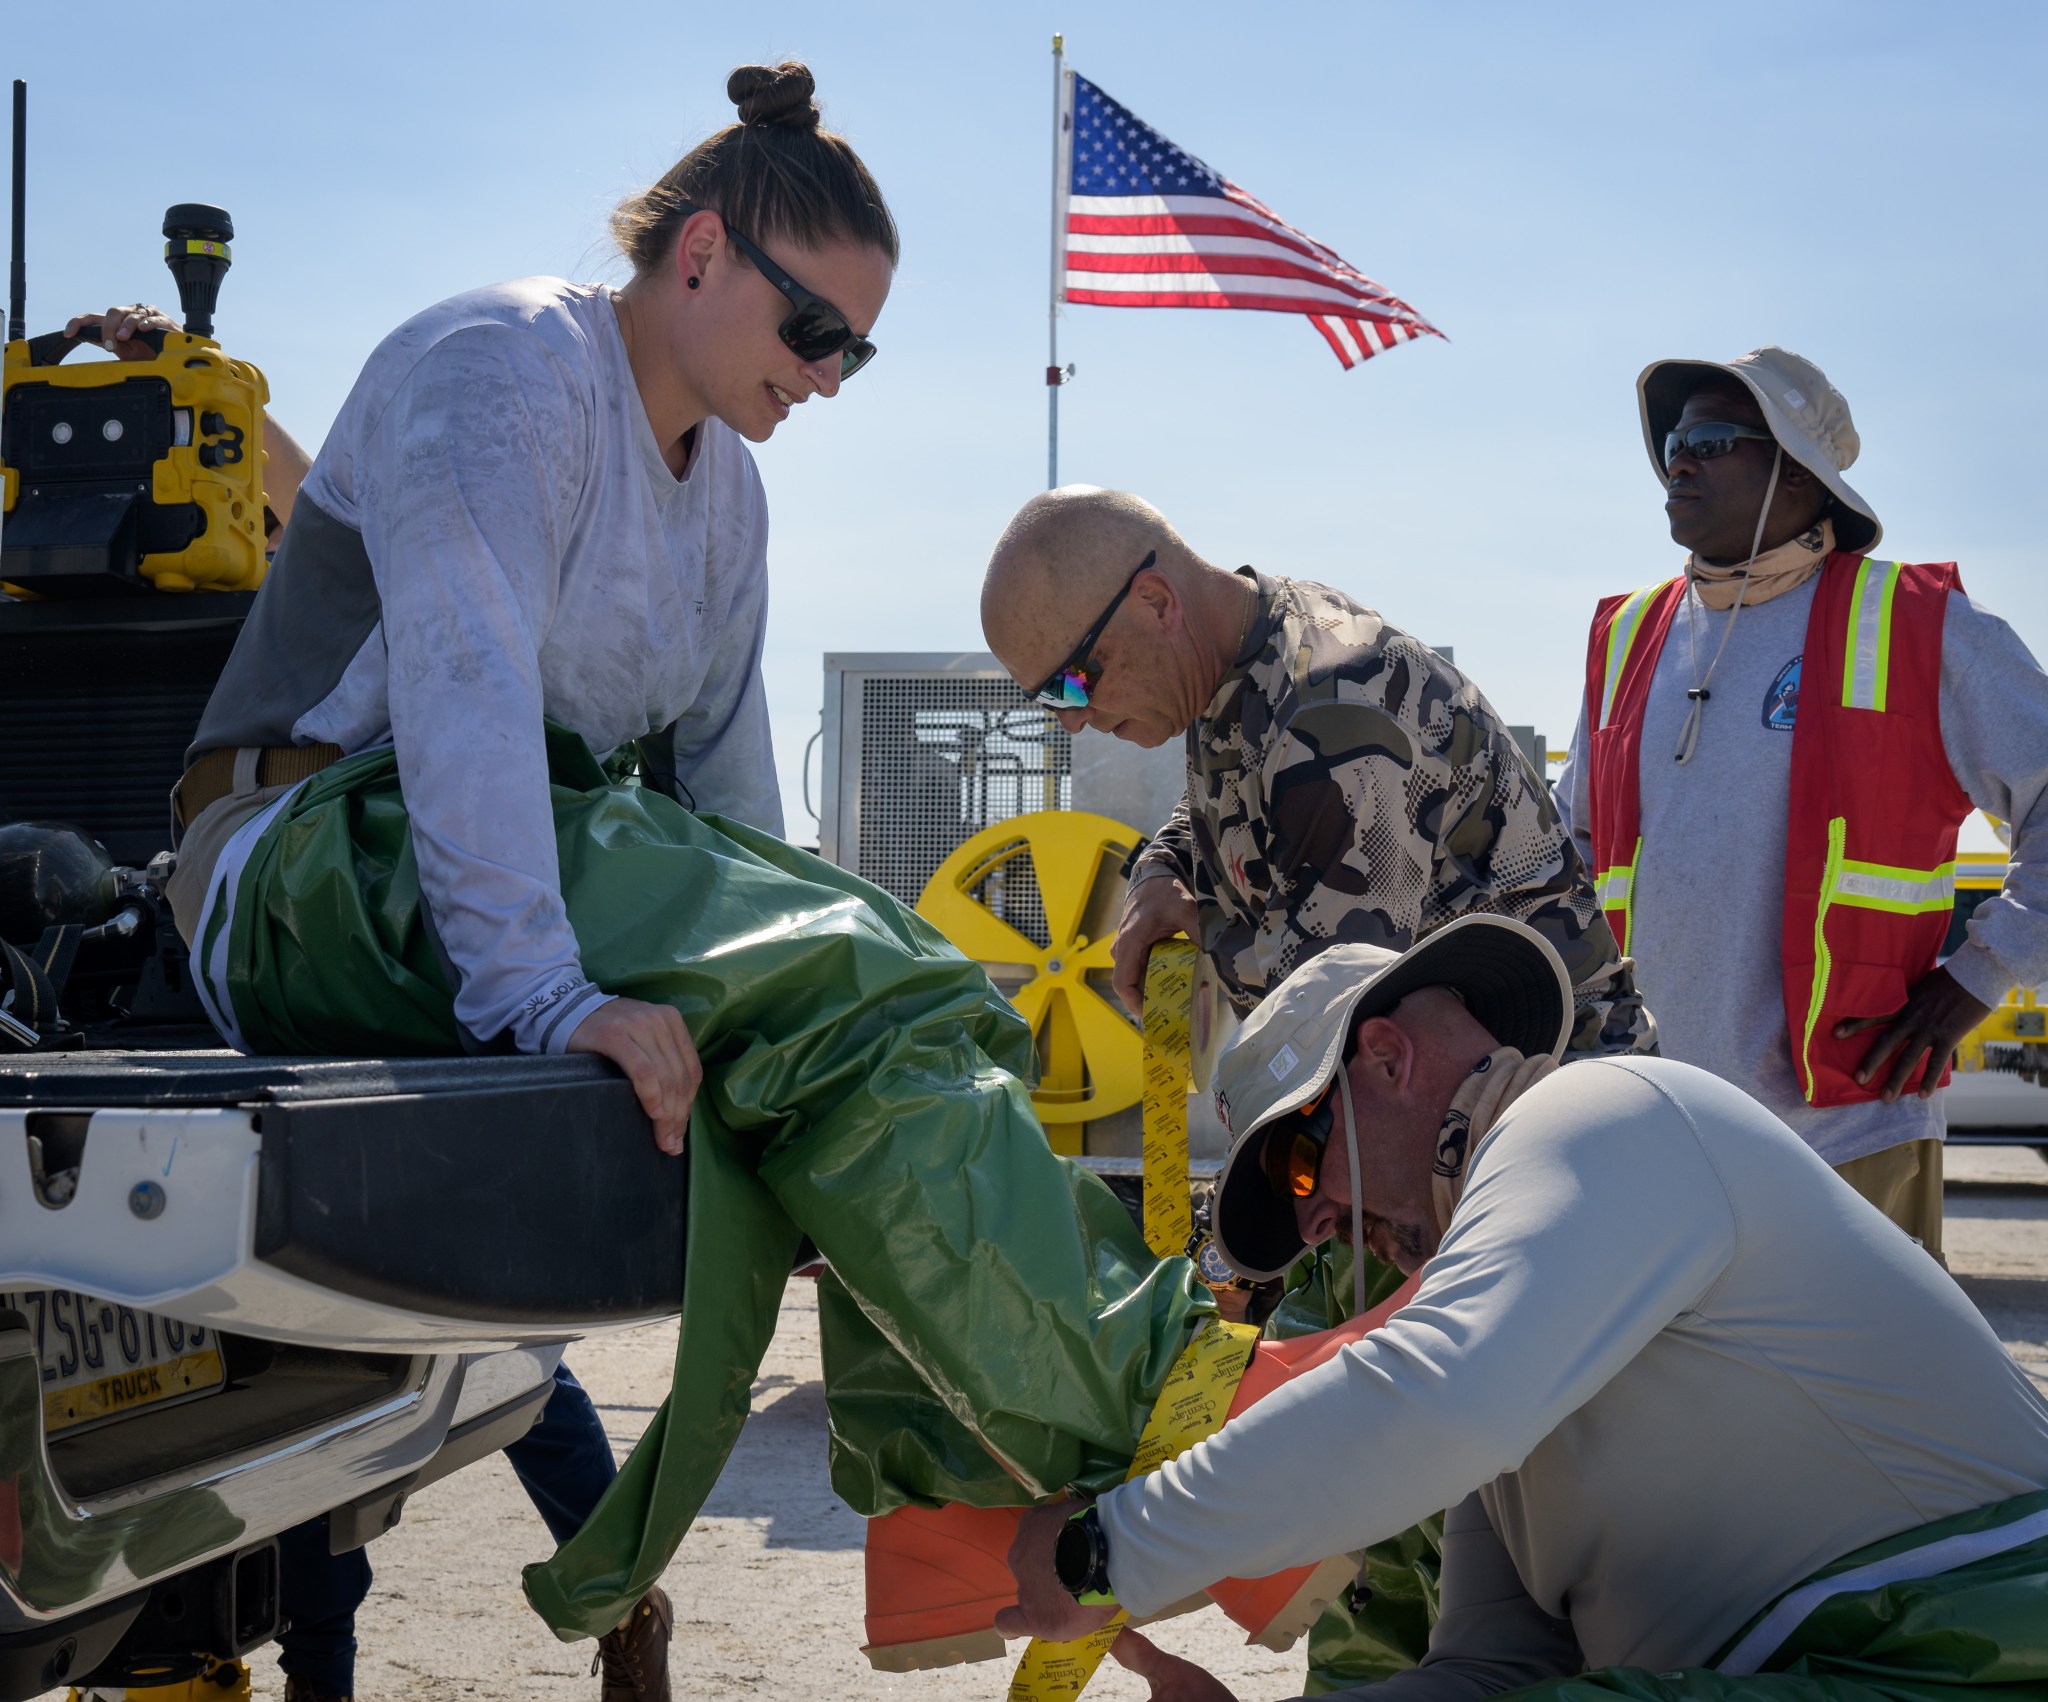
[1026,550,1157,709]
[1661,421,1776,471]
[1258,1083,1337,1202]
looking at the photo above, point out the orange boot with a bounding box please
[858,1271,1424,1670]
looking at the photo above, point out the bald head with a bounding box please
[981,485,1256,747]
[981,487,1202,683]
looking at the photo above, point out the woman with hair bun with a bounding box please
[172,61,896,1702]
[172,58,1210,1696]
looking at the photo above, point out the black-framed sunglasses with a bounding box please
[1027,550,1157,709]
[1661,421,1776,472]
[693,204,878,381]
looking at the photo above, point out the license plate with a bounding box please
[0,1289,225,1435]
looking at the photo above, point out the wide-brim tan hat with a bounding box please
[1208,915,1573,1282]
[1637,347,1882,555]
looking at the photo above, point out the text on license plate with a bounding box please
[1,1290,225,1435]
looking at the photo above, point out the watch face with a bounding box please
[1053,1516,1094,1592]
[1196,1240,1236,1285]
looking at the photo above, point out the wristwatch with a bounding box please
[1052,1503,1117,1606]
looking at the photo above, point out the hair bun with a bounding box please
[728,61,820,130]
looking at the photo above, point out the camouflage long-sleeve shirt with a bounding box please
[1133,571,1655,1057]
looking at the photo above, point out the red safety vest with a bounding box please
[1583,553,1970,1106]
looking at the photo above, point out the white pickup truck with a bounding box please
[0,1045,682,1700]
[0,589,689,1699]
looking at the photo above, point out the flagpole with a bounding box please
[1047,31,1066,489]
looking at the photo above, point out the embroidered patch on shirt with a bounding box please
[1762,657,1801,732]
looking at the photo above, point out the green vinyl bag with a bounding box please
[206,727,1212,1639]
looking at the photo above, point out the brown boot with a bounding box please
[283,1679,352,1702]
[591,1586,672,1702]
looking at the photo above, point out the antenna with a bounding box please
[163,203,232,338]
[8,80,24,343]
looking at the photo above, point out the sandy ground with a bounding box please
[233,1145,2048,1702]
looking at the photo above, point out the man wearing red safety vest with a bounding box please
[1555,348,2048,1261]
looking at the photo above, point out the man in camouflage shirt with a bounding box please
[984,486,1655,1690]
[983,485,1653,1058]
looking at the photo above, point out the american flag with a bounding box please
[1058,72,1443,370]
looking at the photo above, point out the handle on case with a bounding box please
[24,321,168,367]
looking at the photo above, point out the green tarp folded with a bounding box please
[210,728,1212,1638]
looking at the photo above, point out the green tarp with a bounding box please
[208,729,1212,1638]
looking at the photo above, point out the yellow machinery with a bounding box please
[69,1658,251,1700]
[4,83,270,596]
[917,811,1144,1153]
[1952,848,2048,1082]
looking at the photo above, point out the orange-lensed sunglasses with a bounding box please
[1259,1080,1338,1201]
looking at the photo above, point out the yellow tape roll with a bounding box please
[1007,1316,1258,1701]
[1140,940,1197,1260]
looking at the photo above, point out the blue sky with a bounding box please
[12,2,2044,838]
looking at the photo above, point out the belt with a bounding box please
[173,743,344,834]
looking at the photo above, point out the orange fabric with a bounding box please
[861,1270,1426,1663]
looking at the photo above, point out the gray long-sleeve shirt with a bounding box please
[1554,577,2048,1163]
[1095,1058,2048,1694]
[189,278,780,1054]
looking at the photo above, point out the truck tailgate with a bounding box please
[0,1052,684,1351]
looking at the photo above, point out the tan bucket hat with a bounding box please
[1637,347,1882,555]
[1207,915,1573,1282]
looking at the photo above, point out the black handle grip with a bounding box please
[23,322,169,367]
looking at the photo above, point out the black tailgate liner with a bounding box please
[0,1052,685,1323]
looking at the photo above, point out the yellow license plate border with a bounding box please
[1,1288,226,1437]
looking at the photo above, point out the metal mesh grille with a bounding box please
[853,677,1072,930]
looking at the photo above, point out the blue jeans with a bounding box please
[277,1361,617,1694]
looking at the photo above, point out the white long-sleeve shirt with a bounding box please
[191,278,780,1053]
[1096,1057,2048,1690]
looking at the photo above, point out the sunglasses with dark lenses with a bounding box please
[707,212,878,381]
[1661,421,1776,471]
[1259,1082,1338,1202]
[1028,550,1158,709]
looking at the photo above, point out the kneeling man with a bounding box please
[1001,917,2048,1700]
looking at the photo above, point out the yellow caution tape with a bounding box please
[1140,939,1197,1260]
[1007,1315,1259,1701]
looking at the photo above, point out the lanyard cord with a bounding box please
[1675,446,1783,766]
[1337,1066,1367,1319]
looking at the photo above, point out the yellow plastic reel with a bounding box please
[917,811,1143,1151]
[70,1658,251,1700]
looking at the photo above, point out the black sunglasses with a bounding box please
[1662,421,1775,472]
[1027,550,1157,709]
[693,205,878,381]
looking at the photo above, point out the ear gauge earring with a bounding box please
[687,275,700,290]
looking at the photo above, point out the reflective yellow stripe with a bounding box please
[1592,835,1643,950]
[1835,856,1956,915]
[1843,559,1901,713]
[1599,585,1661,728]
[1800,817,1849,1100]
